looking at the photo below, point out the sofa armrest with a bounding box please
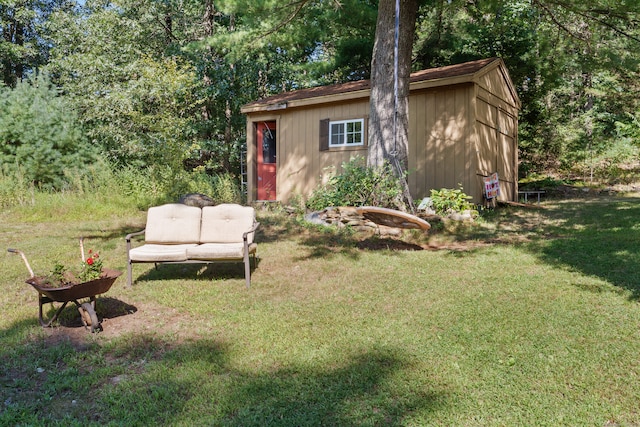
[125,229,145,288]
[242,221,260,289]
[242,221,260,243]
[125,229,146,251]
[126,229,146,242]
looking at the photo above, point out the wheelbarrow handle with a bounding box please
[7,248,35,278]
[79,237,85,263]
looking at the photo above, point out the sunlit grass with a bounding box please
[2,193,640,425]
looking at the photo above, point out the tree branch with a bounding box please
[261,0,309,38]
[261,0,342,38]
[580,10,640,44]
[538,0,640,44]
[532,0,589,42]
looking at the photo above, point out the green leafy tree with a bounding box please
[0,76,94,189]
[0,0,74,87]
[35,0,640,191]
[411,0,640,177]
[45,1,202,172]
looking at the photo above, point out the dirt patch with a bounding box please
[40,298,175,347]
[356,238,425,251]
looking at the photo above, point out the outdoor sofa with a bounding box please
[125,203,259,288]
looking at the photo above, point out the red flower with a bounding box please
[86,257,94,265]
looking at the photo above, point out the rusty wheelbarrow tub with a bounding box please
[8,244,122,333]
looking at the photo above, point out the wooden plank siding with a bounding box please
[408,84,476,200]
[475,70,519,201]
[271,100,370,202]
[243,58,520,204]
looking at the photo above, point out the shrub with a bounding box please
[0,76,95,190]
[429,186,476,216]
[209,173,243,204]
[113,165,167,208]
[161,170,243,205]
[306,157,403,211]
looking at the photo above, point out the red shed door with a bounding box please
[257,121,277,201]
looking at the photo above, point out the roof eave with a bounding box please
[241,77,474,114]
[241,88,371,114]
[471,58,521,109]
[409,74,476,91]
[241,58,521,114]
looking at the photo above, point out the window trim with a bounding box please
[328,118,365,148]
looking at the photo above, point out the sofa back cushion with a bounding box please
[145,204,202,244]
[201,204,255,244]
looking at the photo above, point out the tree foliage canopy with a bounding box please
[0,76,93,189]
[1,0,639,191]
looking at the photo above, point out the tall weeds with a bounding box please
[0,163,243,221]
[0,165,35,208]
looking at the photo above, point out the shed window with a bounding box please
[329,119,364,147]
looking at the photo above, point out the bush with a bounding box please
[171,171,243,204]
[0,77,95,190]
[209,173,243,204]
[306,157,403,211]
[113,165,167,208]
[429,186,476,216]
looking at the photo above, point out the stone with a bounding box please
[178,193,215,208]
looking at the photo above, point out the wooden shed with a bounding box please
[241,57,520,205]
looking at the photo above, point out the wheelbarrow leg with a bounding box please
[38,294,102,333]
[38,294,68,328]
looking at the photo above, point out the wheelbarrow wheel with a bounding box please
[79,302,101,333]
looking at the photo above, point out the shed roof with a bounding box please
[241,57,519,113]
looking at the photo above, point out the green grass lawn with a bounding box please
[1,195,640,426]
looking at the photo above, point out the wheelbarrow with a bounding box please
[8,239,122,333]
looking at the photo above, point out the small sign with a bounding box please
[484,173,500,199]
[417,197,432,211]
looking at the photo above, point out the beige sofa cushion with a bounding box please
[200,204,256,244]
[129,244,197,262]
[145,204,202,244]
[186,243,256,261]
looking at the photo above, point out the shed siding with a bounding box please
[476,67,519,200]
[409,83,476,200]
[477,66,518,110]
[244,59,519,205]
[474,85,518,201]
[273,100,369,202]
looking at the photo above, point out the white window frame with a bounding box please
[329,118,365,147]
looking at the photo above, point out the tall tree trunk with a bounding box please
[202,0,215,126]
[223,13,236,173]
[2,18,23,86]
[368,0,418,208]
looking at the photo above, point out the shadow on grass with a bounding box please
[526,197,640,299]
[43,296,138,328]
[0,328,447,425]
[134,261,260,285]
[101,341,445,425]
[254,211,306,244]
[6,296,138,331]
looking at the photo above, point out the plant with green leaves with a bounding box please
[45,3,202,170]
[306,156,403,211]
[0,76,95,190]
[40,249,103,288]
[46,263,71,287]
[0,164,34,208]
[429,185,476,216]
